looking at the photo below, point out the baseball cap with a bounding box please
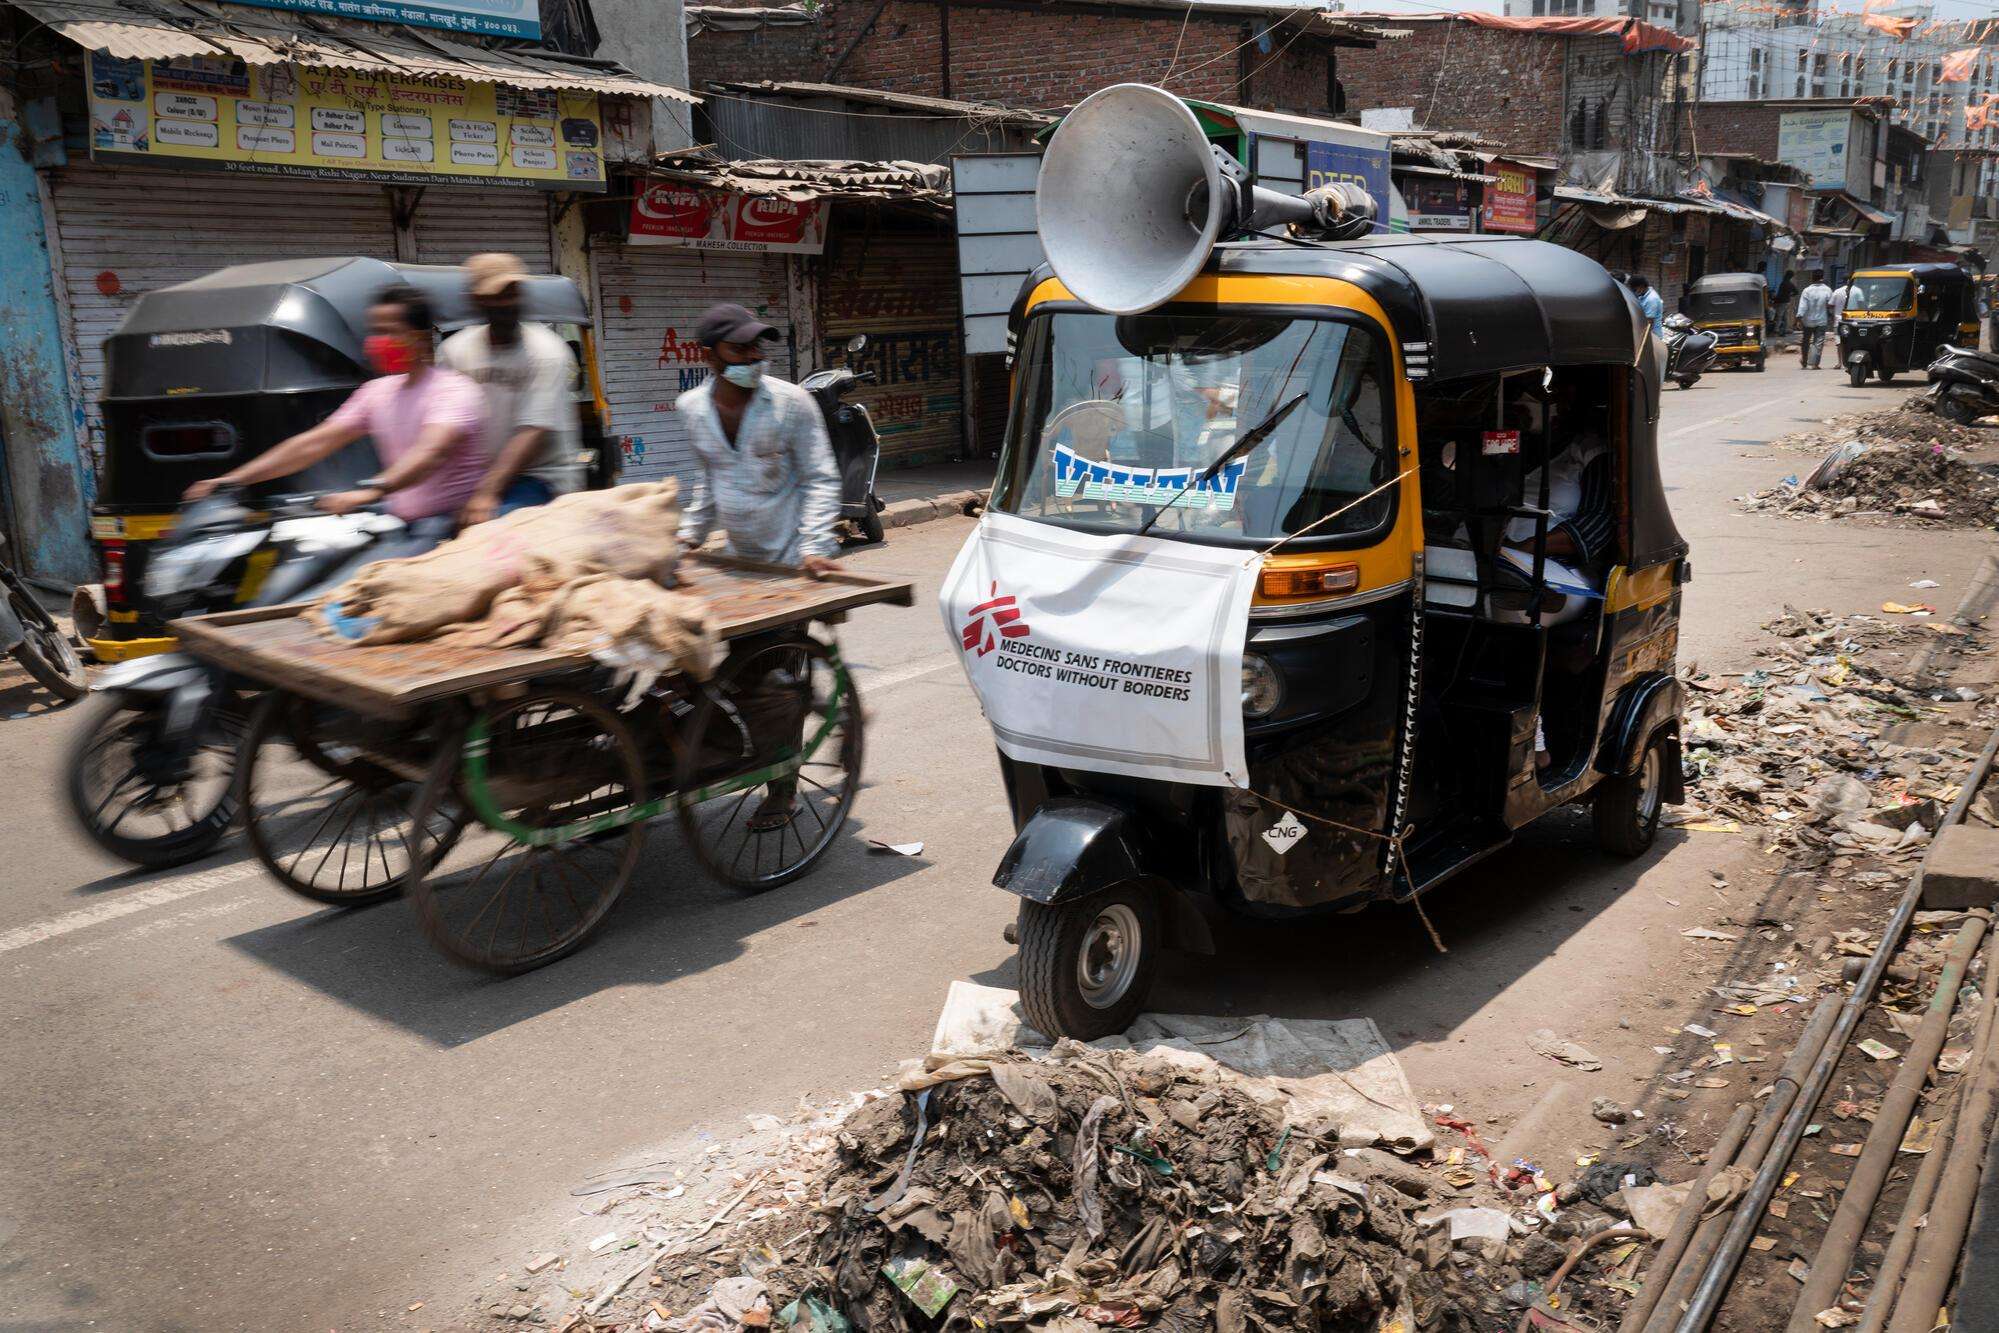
[696,302,780,347]
[464,252,527,298]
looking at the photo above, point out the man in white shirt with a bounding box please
[1796,276,1835,369]
[441,252,583,526]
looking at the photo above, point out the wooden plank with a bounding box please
[172,555,915,716]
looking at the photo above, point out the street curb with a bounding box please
[882,488,989,530]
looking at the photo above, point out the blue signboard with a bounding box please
[1305,139,1391,217]
[225,0,539,40]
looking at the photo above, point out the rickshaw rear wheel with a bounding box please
[240,691,459,907]
[406,689,646,975]
[1876,366,1896,384]
[1593,732,1667,857]
[675,635,862,892]
[1016,884,1160,1041]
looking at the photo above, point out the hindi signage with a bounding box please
[222,0,536,40]
[87,54,603,188]
[1482,159,1539,234]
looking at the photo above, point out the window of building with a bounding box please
[1812,53,1827,97]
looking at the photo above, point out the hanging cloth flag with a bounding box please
[1864,12,1920,37]
[1941,48,1981,83]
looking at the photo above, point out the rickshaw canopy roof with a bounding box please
[1688,272,1767,296]
[1858,262,1971,289]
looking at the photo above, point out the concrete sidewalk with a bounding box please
[874,458,996,530]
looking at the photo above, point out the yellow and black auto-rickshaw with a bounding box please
[76,257,607,663]
[1685,272,1768,371]
[1838,261,1981,387]
[949,85,1689,1039]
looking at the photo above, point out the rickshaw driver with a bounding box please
[183,284,488,561]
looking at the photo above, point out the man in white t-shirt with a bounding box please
[441,252,583,526]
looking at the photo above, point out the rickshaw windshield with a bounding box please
[993,310,1395,544]
[1849,275,1913,312]
[1689,287,1760,318]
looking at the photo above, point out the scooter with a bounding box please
[1923,343,1999,426]
[0,535,89,701]
[1663,313,1720,390]
[63,489,405,868]
[801,334,887,545]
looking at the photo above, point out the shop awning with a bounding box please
[642,153,951,211]
[1394,163,1498,184]
[9,0,696,101]
[1815,190,1895,229]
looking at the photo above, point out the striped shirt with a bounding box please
[675,375,841,565]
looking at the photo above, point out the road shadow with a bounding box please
[221,800,922,1048]
[973,811,1687,1055]
[0,671,84,720]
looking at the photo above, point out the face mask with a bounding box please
[721,361,764,390]
[364,334,413,376]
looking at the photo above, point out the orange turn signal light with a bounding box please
[1257,561,1361,601]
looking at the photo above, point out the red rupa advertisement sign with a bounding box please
[629,182,828,254]
[1481,160,1540,235]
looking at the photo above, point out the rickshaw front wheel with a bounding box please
[1017,885,1160,1041]
[1848,362,1870,388]
[1593,732,1667,857]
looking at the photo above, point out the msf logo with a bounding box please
[961,581,1030,658]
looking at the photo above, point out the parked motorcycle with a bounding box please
[1923,343,1999,426]
[802,334,887,545]
[1663,313,1719,390]
[1,535,89,701]
[64,489,405,868]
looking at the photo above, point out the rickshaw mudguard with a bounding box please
[994,798,1216,953]
[1597,672,1685,803]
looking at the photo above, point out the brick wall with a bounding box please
[1335,23,1569,155]
[1689,102,1789,162]
[687,0,1340,116]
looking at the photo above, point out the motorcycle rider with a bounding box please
[185,284,488,560]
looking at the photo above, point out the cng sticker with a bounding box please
[1263,811,1307,855]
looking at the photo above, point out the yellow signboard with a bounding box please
[86,53,605,191]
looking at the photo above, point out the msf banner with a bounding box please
[939,511,1260,787]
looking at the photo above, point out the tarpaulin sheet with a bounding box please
[1454,12,1693,53]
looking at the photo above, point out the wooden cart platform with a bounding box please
[171,554,914,718]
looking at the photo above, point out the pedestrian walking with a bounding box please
[1774,271,1798,337]
[1796,276,1834,368]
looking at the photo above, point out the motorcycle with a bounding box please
[0,535,89,701]
[1663,313,1719,390]
[801,334,887,545]
[1923,343,1999,426]
[64,489,405,868]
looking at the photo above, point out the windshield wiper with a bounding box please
[1135,392,1308,538]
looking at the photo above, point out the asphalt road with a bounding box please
[0,356,1992,1331]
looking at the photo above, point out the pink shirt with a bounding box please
[325,367,488,521]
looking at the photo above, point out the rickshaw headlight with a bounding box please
[1241,654,1282,719]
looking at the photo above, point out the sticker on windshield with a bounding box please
[1053,443,1247,511]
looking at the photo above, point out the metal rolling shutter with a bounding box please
[48,165,396,456]
[413,186,554,271]
[594,244,789,485]
[820,227,964,466]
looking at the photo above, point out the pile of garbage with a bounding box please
[1738,401,1999,528]
[1675,606,1983,854]
[559,1037,1658,1333]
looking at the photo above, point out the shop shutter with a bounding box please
[594,243,789,485]
[820,226,964,466]
[48,165,396,455]
[413,186,555,272]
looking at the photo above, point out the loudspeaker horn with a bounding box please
[1035,83,1377,315]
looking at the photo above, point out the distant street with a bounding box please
[0,356,1993,1331]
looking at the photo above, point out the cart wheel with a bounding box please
[406,690,646,974]
[240,691,459,907]
[675,635,862,892]
[1593,731,1667,857]
[1016,884,1160,1041]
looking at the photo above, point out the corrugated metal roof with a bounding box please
[646,153,952,209]
[706,81,1056,127]
[8,0,696,101]
[685,4,817,36]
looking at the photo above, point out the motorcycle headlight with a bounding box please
[1241,653,1282,719]
[143,532,260,597]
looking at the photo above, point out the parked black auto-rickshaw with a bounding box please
[1838,262,1981,388]
[961,86,1689,1039]
[76,257,605,663]
[1685,272,1768,371]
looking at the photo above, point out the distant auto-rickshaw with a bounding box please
[1839,262,1981,387]
[1684,272,1768,371]
[949,85,1690,1039]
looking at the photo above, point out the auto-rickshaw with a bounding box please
[947,85,1689,1039]
[76,257,607,662]
[1684,272,1768,371]
[1837,261,1981,387]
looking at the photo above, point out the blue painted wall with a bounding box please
[0,93,93,585]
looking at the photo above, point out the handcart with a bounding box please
[173,556,913,973]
